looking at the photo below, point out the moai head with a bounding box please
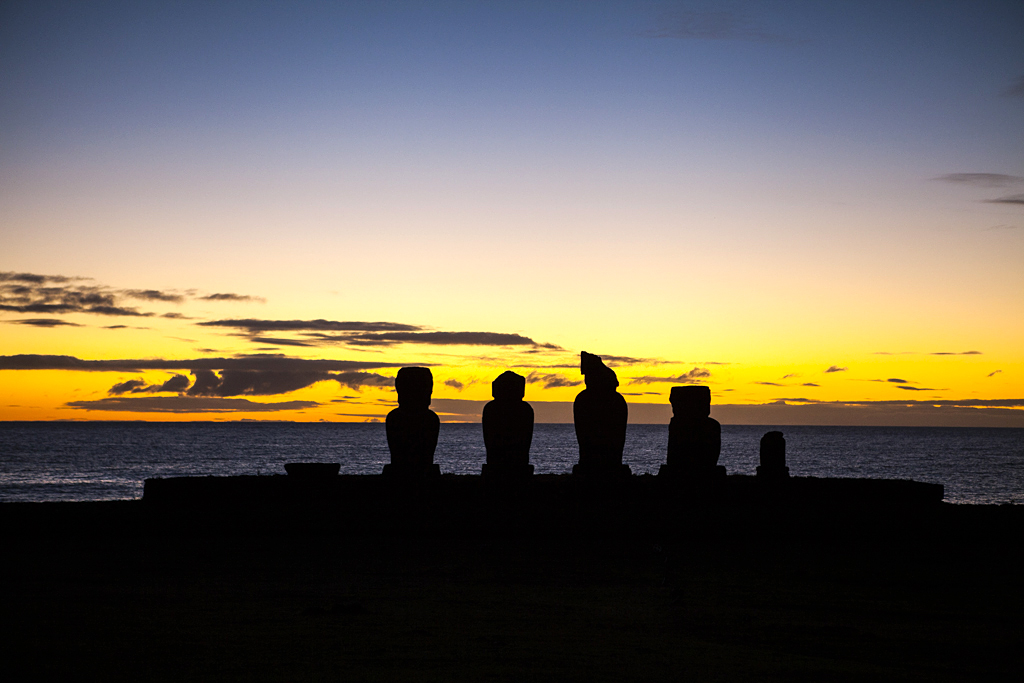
[581,351,618,391]
[492,370,526,401]
[395,367,433,409]
[760,430,786,467]
[670,385,711,418]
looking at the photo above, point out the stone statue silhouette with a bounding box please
[482,370,535,477]
[757,430,789,479]
[661,385,723,478]
[384,367,440,477]
[572,351,629,477]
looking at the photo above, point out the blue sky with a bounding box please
[1,1,1022,423]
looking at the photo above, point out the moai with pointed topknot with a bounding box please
[660,385,724,479]
[482,370,535,478]
[573,351,630,477]
[384,367,441,477]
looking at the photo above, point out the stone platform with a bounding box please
[141,473,944,536]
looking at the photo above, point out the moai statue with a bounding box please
[482,371,535,478]
[660,385,724,478]
[384,367,441,477]
[756,431,789,479]
[572,352,630,477]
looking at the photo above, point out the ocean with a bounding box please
[1,422,1021,505]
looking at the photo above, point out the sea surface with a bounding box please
[1,422,1022,505]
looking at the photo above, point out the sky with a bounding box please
[1,0,1022,426]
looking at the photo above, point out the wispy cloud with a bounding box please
[66,396,319,413]
[930,351,982,356]
[4,318,82,327]
[122,289,185,303]
[1003,75,1024,98]
[201,318,561,349]
[825,365,847,373]
[0,354,400,373]
[640,9,790,43]
[443,379,465,391]
[248,337,318,348]
[629,367,711,385]
[525,372,581,389]
[983,194,1024,205]
[0,272,263,319]
[934,173,1024,188]
[198,318,421,333]
[337,331,560,349]
[987,370,1002,377]
[109,374,191,395]
[198,293,265,303]
[106,368,394,397]
[894,385,938,391]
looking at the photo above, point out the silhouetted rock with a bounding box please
[482,371,535,478]
[659,385,724,479]
[573,352,630,477]
[757,431,790,479]
[384,367,441,477]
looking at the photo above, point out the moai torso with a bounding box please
[666,386,721,470]
[573,352,628,470]
[385,367,440,472]
[482,371,534,469]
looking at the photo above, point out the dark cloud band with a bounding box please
[0,354,401,372]
[66,396,319,413]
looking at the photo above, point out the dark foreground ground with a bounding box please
[2,497,1022,682]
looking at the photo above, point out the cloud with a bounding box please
[0,272,161,317]
[598,355,671,366]
[109,374,192,395]
[1003,75,1024,97]
[248,336,318,347]
[161,312,189,319]
[198,293,266,303]
[329,331,560,349]
[801,383,820,387]
[930,351,982,355]
[181,369,393,396]
[198,318,421,333]
[122,289,185,303]
[825,365,847,373]
[894,385,938,391]
[628,367,712,385]
[444,379,465,391]
[0,272,267,319]
[984,194,1024,205]
[887,378,909,384]
[934,173,1024,188]
[0,353,400,373]
[987,370,1002,377]
[525,372,582,389]
[754,381,783,386]
[5,318,82,327]
[640,10,789,42]
[200,318,563,351]
[66,396,319,413]
[0,272,81,284]
[109,379,148,394]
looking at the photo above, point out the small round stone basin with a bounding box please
[284,462,341,478]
